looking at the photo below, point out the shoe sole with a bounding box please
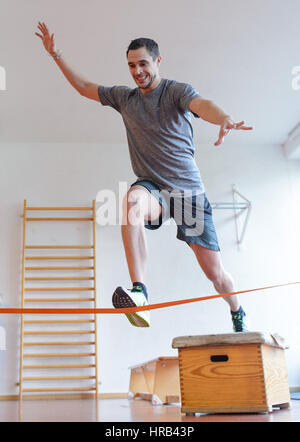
[112,287,150,327]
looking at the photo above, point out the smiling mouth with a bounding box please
[136,75,147,83]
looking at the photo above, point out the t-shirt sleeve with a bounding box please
[97,85,131,113]
[172,82,201,118]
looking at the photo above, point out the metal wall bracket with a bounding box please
[211,185,251,247]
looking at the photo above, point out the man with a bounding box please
[36,22,253,331]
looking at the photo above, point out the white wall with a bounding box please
[0,141,300,395]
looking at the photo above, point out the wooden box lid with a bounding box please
[172,332,287,350]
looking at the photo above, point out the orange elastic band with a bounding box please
[0,281,299,315]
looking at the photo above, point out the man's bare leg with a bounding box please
[188,242,240,311]
[121,185,162,284]
[113,185,162,327]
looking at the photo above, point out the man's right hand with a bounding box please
[35,21,100,102]
[35,22,56,56]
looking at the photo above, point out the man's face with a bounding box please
[127,47,162,92]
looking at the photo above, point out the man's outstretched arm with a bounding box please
[35,21,99,102]
[189,97,253,146]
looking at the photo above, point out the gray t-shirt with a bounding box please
[98,78,204,192]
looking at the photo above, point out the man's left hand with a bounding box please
[215,117,253,146]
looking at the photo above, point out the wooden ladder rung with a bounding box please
[24,287,94,291]
[24,331,94,335]
[24,320,95,324]
[22,387,96,393]
[26,207,93,211]
[23,353,96,358]
[25,266,94,270]
[25,256,94,260]
[26,218,93,221]
[25,246,93,249]
[24,342,96,346]
[22,376,96,381]
[24,298,95,302]
[25,277,94,281]
[23,364,96,369]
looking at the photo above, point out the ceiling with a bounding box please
[0,0,300,146]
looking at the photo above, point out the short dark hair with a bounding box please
[126,38,160,60]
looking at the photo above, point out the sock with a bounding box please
[231,306,245,316]
[132,282,148,301]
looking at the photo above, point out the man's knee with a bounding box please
[122,187,148,225]
[204,265,224,285]
[122,186,161,225]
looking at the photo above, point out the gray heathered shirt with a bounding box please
[98,78,205,192]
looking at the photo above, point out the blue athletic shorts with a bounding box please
[131,180,220,252]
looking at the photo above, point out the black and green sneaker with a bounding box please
[112,285,150,327]
[231,306,249,332]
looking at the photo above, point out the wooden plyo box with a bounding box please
[129,357,181,405]
[172,332,290,414]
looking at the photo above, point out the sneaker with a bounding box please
[231,306,249,332]
[112,286,150,327]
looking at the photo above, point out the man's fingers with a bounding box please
[222,126,230,137]
[235,125,253,131]
[38,22,45,31]
[42,22,50,34]
[37,22,49,36]
[218,128,225,139]
[214,137,224,146]
[35,32,43,39]
[37,25,47,36]
[215,119,253,146]
[233,121,253,130]
[214,125,233,146]
[214,128,225,145]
